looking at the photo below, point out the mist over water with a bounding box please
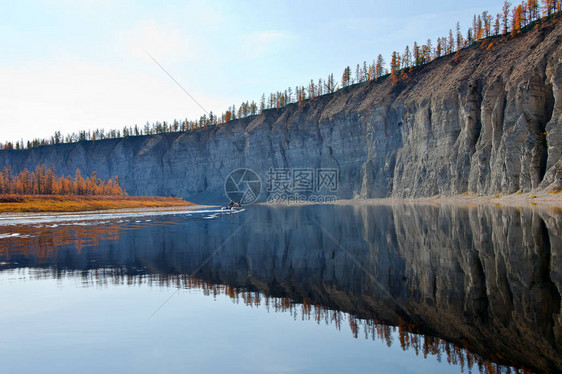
[0,204,560,373]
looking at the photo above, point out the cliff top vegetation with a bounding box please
[1,1,560,152]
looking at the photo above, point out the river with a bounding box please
[0,204,560,373]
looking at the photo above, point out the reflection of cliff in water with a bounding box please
[1,204,560,373]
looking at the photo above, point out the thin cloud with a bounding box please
[239,31,294,59]
[119,20,200,63]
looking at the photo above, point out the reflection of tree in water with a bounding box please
[0,223,121,263]
[4,267,533,374]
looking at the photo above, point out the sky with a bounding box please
[1,0,509,144]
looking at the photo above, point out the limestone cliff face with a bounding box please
[1,20,561,202]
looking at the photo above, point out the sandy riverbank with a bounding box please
[0,194,201,214]
[263,191,562,210]
[332,192,562,210]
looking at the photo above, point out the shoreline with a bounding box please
[0,204,215,219]
[0,195,197,214]
[1,192,560,217]
[336,193,562,209]
[263,191,562,210]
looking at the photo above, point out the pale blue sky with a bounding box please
[1,0,507,143]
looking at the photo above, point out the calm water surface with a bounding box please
[0,204,560,373]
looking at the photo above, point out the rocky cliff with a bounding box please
[1,19,561,202]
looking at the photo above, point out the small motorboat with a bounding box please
[222,201,242,211]
[221,205,243,212]
[221,201,243,212]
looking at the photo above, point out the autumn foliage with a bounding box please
[0,164,123,196]
[0,195,191,213]
[0,164,193,212]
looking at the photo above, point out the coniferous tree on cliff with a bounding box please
[390,52,401,86]
[503,1,512,34]
[341,66,351,88]
[375,54,385,79]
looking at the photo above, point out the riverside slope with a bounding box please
[1,20,561,203]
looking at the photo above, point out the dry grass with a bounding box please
[0,194,193,213]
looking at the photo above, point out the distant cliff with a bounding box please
[1,18,561,202]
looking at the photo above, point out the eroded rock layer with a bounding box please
[1,19,561,202]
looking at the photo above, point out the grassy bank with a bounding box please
[0,194,193,213]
